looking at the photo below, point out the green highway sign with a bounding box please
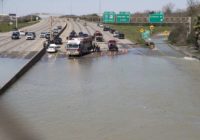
[149,12,164,23]
[103,12,116,23]
[116,11,131,23]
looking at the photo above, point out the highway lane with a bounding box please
[0,19,49,43]
[0,18,66,59]
[88,22,134,45]
[52,20,136,58]
[44,20,188,59]
[0,19,50,55]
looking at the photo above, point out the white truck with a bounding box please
[65,37,93,56]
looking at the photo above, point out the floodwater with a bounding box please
[0,51,200,140]
[0,58,27,87]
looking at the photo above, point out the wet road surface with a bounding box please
[0,49,200,140]
[0,58,27,87]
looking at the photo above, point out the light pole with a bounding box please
[1,0,3,14]
[98,0,101,22]
[16,16,18,29]
[70,0,72,15]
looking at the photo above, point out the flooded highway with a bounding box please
[0,50,200,140]
[0,58,27,87]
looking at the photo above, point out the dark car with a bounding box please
[68,30,77,40]
[57,26,62,30]
[78,32,84,37]
[11,32,20,39]
[45,33,51,39]
[108,40,118,51]
[70,30,76,35]
[109,29,115,34]
[103,26,110,31]
[83,33,89,37]
[118,33,125,39]
[54,37,62,45]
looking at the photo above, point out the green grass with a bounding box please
[0,21,39,32]
[109,24,171,44]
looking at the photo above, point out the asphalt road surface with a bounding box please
[0,18,66,59]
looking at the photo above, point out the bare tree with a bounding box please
[187,0,199,16]
[162,3,175,15]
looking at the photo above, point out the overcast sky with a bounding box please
[1,0,189,16]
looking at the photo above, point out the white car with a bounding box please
[99,24,104,28]
[113,31,120,37]
[40,32,46,38]
[46,44,58,53]
[26,32,36,40]
[19,31,26,36]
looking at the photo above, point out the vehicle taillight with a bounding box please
[77,48,80,52]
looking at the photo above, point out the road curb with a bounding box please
[168,44,200,61]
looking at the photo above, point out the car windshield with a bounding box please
[27,33,33,36]
[67,44,79,48]
[12,33,18,35]
[48,46,55,49]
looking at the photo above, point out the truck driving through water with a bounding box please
[92,31,103,51]
[65,37,93,56]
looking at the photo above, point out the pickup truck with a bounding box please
[108,40,118,51]
[92,31,103,50]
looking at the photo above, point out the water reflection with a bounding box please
[1,53,200,140]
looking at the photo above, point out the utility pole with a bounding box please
[16,16,18,29]
[1,0,3,14]
[50,16,53,41]
[99,0,101,22]
[187,17,192,37]
[70,0,72,15]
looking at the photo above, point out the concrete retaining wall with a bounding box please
[0,23,68,95]
[0,48,46,95]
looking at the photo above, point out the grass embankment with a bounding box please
[0,21,39,32]
[109,24,171,44]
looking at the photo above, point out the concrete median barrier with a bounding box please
[0,47,46,95]
[0,22,68,95]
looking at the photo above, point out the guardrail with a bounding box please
[131,16,191,24]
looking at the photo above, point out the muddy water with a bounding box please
[0,58,28,87]
[0,52,200,140]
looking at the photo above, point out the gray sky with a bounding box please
[1,0,188,16]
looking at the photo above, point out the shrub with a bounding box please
[168,24,188,45]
